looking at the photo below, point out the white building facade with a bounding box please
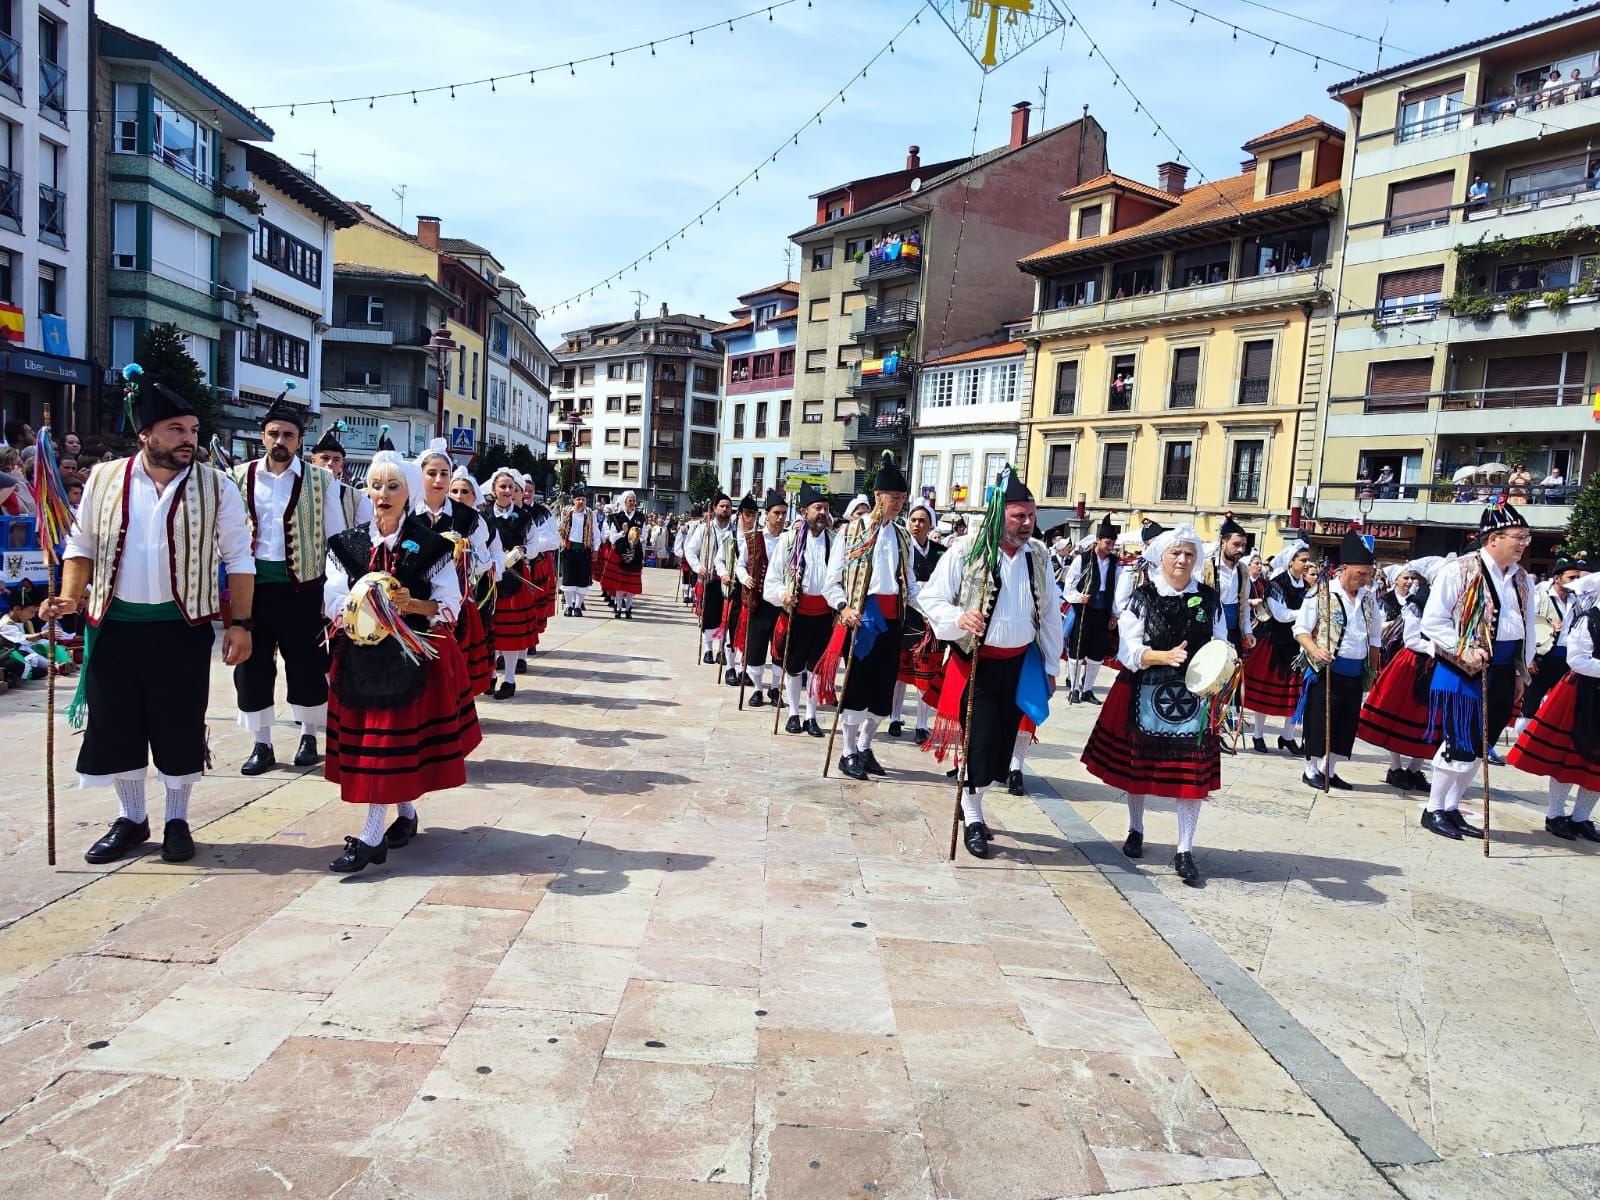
[716,282,796,500]
[910,337,1025,516]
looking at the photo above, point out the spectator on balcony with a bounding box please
[1466,175,1491,210]
[1566,68,1587,104]
[1540,466,1566,503]
[1491,87,1517,122]
[1110,373,1129,405]
[1517,81,1538,112]
[1375,465,1397,499]
[1508,464,1532,502]
[1589,160,1600,191]
[1540,69,1566,109]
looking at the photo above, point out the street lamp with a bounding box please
[563,406,584,496]
[428,323,457,442]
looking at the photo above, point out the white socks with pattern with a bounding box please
[1126,793,1147,833]
[361,805,387,847]
[1176,800,1201,854]
[164,782,192,823]
[116,777,148,824]
[961,788,985,824]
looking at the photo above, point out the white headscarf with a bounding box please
[1145,522,1203,568]
[367,449,423,511]
[909,498,936,523]
[1270,540,1309,575]
[1406,555,1445,583]
[485,467,522,506]
[450,466,483,506]
[846,494,871,519]
[415,436,451,472]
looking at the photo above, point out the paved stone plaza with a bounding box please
[0,581,1596,1199]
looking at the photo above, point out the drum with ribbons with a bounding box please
[1184,639,1240,699]
[343,572,404,645]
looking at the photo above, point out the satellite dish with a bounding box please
[910,177,923,192]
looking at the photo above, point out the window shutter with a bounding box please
[1378,265,1444,301]
[1079,206,1102,239]
[1267,155,1301,195]
[1386,174,1453,223]
[1483,352,1579,405]
[1056,361,1078,394]
[1172,347,1200,384]
[1366,359,1433,410]
[1048,445,1071,476]
[1399,77,1465,107]
[1102,443,1127,477]
[1242,341,1273,381]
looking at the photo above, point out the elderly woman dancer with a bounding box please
[412,441,497,696]
[322,451,482,873]
[1082,524,1230,885]
[1242,541,1312,755]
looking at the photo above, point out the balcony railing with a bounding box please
[1321,479,1577,509]
[1353,382,1589,415]
[851,299,919,341]
[1383,76,1599,145]
[655,379,685,401]
[1466,177,1600,223]
[1038,268,1324,332]
[1101,473,1126,500]
[1238,378,1270,405]
[846,413,910,447]
[847,355,917,395]
[39,59,66,123]
[1053,391,1076,415]
[1107,385,1134,412]
[1168,381,1197,409]
[0,31,19,101]
[853,243,923,285]
[1045,475,1072,499]
[38,184,65,246]
[1229,473,1263,505]
[0,165,19,232]
[1160,472,1191,502]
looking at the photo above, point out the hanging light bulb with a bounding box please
[368,96,374,109]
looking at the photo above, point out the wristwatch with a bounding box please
[229,617,254,631]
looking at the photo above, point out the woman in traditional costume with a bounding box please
[601,491,648,618]
[1082,524,1229,885]
[412,441,495,696]
[322,452,481,873]
[481,467,545,698]
[1357,558,1443,792]
[1242,540,1312,755]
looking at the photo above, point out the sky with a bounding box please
[101,0,1576,339]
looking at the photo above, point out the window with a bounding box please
[112,202,138,269]
[1111,257,1162,298]
[753,302,778,326]
[1240,224,1328,276]
[151,209,211,292]
[1504,155,1589,204]
[733,403,746,439]
[812,247,833,271]
[1385,173,1453,235]
[834,398,858,420]
[950,453,972,498]
[825,201,846,221]
[471,353,479,400]
[1169,347,1200,408]
[730,356,750,383]
[837,345,862,368]
[625,429,641,448]
[626,394,642,414]
[37,262,59,315]
[344,293,384,325]
[1482,351,1588,407]
[1229,440,1264,504]
[693,399,718,426]
[755,402,768,437]
[779,349,795,376]
[1161,442,1193,501]
[1173,242,1232,287]
[1397,79,1464,142]
[607,362,624,380]
[151,93,211,184]
[1266,154,1301,196]
[830,450,855,473]
[805,348,827,373]
[918,454,939,495]
[845,236,871,259]
[924,370,954,409]
[112,317,136,368]
[803,400,823,423]
[808,298,829,322]
[1239,340,1273,405]
[778,404,791,437]
[254,221,323,286]
[1376,265,1444,317]
[694,366,719,391]
[1100,443,1127,500]
[0,120,17,231]
[622,462,639,482]
[752,456,766,493]
[1493,255,1581,295]
[37,139,62,246]
[240,325,310,376]
[490,319,509,357]
[841,291,865,316]
[730,459,743,496]
[1047,268,1102,309]
[38,16,65,123]
[1045,445,1072,498]
[579,365,595,385]
[1365,359,1434,412]
[627,360,645,381]
[690,432,717,459]
[604,428,621,444]
[983,453,1007,494]
[1108,353,1136,411]
[603,460,620,477]
[1078,205,1103,239]
[752,353,775,380]
[606,396,622,412]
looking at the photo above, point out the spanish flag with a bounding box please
[0,302,22,344]
[1593,383,1600,421]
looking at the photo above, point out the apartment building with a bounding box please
[549,304,722,510]
[1319,4,1600,562]
[1017,121,1343,553]
[910,326,1027,516]
[787,103,1106,497]
[716,281,796,500]
[491,275,552,455]
[0,0,91,433]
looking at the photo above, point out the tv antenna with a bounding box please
[392,184,408,227]
[783,244,794,281]
[630,289,648,320]
[301,150,319,179]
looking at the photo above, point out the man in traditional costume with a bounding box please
[1083,524,1228,885]
[1359,557,1444,792]
[322,451,480,872]
[1202,517,1254,655]
[717,495,761,686]
[917,470,1062,857]
[684,493,737,665]
[1514,555,1587,738]
[822,457,914,781]
[891,498,945,743]
[558,490,601,617]
[1508,571,1600,842]
[232,393,345,774]
[1419,501,1536,840]
[601,490,648,619]
[1293,531,1382,791]
[1243,540,1312,755]
[413,440,496,697]
[42,379,256,864]
[763,483,833,735]
[1062,515,1120,704]
[736,488,788,707]
[309,422,374,528]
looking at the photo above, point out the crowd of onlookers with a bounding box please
[2,420,122,519]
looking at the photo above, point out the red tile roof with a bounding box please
[1057,172,1179,206]
[1242,115,1343,151]
[736,280,801,301]
[923,340,1026,367]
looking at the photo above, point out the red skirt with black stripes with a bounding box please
[454,601,494,696]
[1081,669,1221,800]
[1357,648,1438,759]
[1507,674,1600,788]
[492,569,539,651]
[1241,638,1300,717]
[325,634,483,806]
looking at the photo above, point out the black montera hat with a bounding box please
[873,451,908,494]
[1339,529,1376,566]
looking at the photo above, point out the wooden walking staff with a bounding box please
[33,401,67,866]
[821,512,874,779]
[1481,666,1492,857]
[949,572,994,861]
[772,607,795,737]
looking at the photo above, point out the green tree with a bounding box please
[135,322,218,436]
[508,442,538,478]
[688,462,722,504]
[473,442,509,483]
[555,458,585,491]
[1563,469,1600,560]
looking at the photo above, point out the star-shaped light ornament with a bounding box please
[926,0,1065,71]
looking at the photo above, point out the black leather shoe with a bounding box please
[1082,689,1100,706]
[1122,830,1143,859]
[1067,689,1081,705]
[702,650,715,665]
[749,691,766,708]
[785,715,802,734]
[329,836,388,873]
[1007,769,1026,796]
[887,720,904,738]
[1253,737,1269,754]
[1386,768,1412,790]
[915,727,930,746]
[838,754,869,781]
[859,749,886,776]
[1572,819,1600,844]
[161,819,195,862]
[241,743,276,776]
[1421,810,1462,840]
[1327,774,1353,791]
[1302,770,1327,791]
[494,682,515,700]
[1546,815,1578,841]
[84,817,150,864]
[293,734,321,767]
[767,688,780,706]
[739,671,754,686]
[1406,769,1430,791]
[804,719,825,738]
[516,659,527,674]
[1278,736,1301,756]
[724,668,738,686]
[963,820,991,859]
[1173,851,1200,885]
[385,813,419,848]
[1445,809,1482,838]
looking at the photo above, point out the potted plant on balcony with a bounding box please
[1543,287,1571,312]
[1504,292,1531,320]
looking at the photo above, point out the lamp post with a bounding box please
[428,323,457,443]
[563,406,584,497]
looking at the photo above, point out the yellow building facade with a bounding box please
[1017,120,1344,556]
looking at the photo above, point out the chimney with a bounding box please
[906,144,921,171]
[416,215,440,249]
[1156,161,1188,196]
[1240,158,1258,175]
[1009,101,1032,148]
[660,302,669,318]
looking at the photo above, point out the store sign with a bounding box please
[1311,519,1416,541]
[2,349,92,386]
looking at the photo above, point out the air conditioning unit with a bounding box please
[212,283,237,301]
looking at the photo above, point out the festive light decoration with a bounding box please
[926,0,1064,72]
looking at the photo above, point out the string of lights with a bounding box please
[1145,0,1364,75]
[542,1,932,315]
[1222,0,1409,54]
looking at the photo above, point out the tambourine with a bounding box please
[1183,639,1240,698]
[343,572,403,646]
[504,546,526,572]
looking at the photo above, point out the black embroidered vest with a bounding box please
[1132,581,1219,657]
[329,517,452,633]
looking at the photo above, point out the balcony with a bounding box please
[1465,177,1600,228]
[38,185,65,248]
[0,165,19,234]
[323,322,434,348]
[847,355,917,395]
[655,379,686,401]
[1168,381,1197,409]
[726,370,795,396]
[1238,378,1271,405]
[853,242,923,285]
[1228,472,1263,505]
[851,299,919,342]
[1330,383,1595,439]
[39,59,66,125]
[0,30,19,103]
[1314,482,1575,530]
[322,384,394,410]
[845,412,909,448]
[1160,472,1191,502]
[1045,475,1072,499]
[1037,267,1324,335]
